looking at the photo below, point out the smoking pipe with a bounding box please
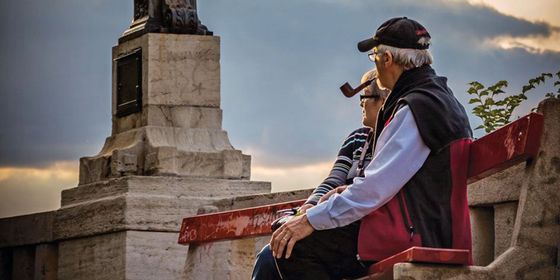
[339,78,374,98]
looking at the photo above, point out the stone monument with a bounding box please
[51,1,271,278]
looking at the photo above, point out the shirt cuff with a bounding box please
[306,199,336,230]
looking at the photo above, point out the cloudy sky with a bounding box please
[0,0,559,218]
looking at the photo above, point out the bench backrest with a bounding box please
[178,113,544,245]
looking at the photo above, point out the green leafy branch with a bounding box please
[467,70,560,133]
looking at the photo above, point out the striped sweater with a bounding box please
[305,127,373,206]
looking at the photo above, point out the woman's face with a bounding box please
[361,80,387,128]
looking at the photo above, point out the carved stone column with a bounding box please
[79,34,250,185]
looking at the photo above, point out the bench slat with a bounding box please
[467,112,543,183]
[367,247,470,279]
[178,199,305,244]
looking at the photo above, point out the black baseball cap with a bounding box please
[357,17,431,52]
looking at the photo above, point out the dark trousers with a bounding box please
[252,222,370,280]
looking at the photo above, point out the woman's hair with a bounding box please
[377,41,433,71]
[361,69,390,98]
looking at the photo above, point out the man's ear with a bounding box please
[383,50,392,67]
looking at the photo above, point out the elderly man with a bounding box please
[257,17,473,280]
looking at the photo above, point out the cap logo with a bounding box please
[416,29,428,36]
[417,37,430,47]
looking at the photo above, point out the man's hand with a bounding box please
[318,185,347,203]
[298,203,314,213]
[270,214,314,259]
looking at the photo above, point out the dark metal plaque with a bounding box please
[116,49,142,117]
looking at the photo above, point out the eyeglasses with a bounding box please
[367,51,382,62]
[360,93,379,101]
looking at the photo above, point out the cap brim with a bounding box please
[357,38,378,52]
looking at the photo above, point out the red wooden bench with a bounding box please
[178,112,544,279]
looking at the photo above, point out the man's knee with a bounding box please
[252,244,281,280]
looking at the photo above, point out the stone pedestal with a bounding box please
[53,33,271,279]
[79,34,251,185]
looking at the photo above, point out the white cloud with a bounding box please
[0,161,78,218]
[465,0,560,27]
[251,161,332,193]
[484,30,560,54]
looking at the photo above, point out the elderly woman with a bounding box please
[252,69,390,280]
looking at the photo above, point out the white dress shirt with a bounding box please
[306,105,431,230]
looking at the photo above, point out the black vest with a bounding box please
[357,65,473,261]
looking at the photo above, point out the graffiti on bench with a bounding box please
[179,199,305,244]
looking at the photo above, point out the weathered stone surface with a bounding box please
[56,176,271,240]
[12,246,35,280]
[62,176,271,207]
[113,106,223,134]
[57,232,126,280]
[79,33,250,184]
[125,231,187,280]
[144,105,222,129]
[507,98,560,278]
[220,189,313,210]
[184,206,256,279]
[493,202,517,259]
[254,236,270,256]
[34,243,58,280]
[54,196,128,241]
[469,207,494,266]
[80,127,251,184]
[468,162,524,207]
[58,231,189,280]
[144,34,220,107]
[112,34,220,112]
[185,239,256,280]
[0,212,54,248]
[391,262,493,280]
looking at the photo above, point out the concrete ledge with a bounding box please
[62,176,271,207]
[0,211,54,248]
[468,162,524,206]
[392,262,493,280]
[210,189,313,211]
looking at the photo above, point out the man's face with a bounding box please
[372,47,390,90]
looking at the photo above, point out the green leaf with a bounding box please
[485,99,495,106]
[480,90,490,96]
[545,93,555,98]
[554,81,560,87]
[467,88,478,95]
[543,73,553,78]
[529,78,537,85]
[496,80,508,88]
[469,98,481,104]
[522,85,534,93]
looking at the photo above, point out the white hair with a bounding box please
[377,38,433,70]
[361,69,390,98]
